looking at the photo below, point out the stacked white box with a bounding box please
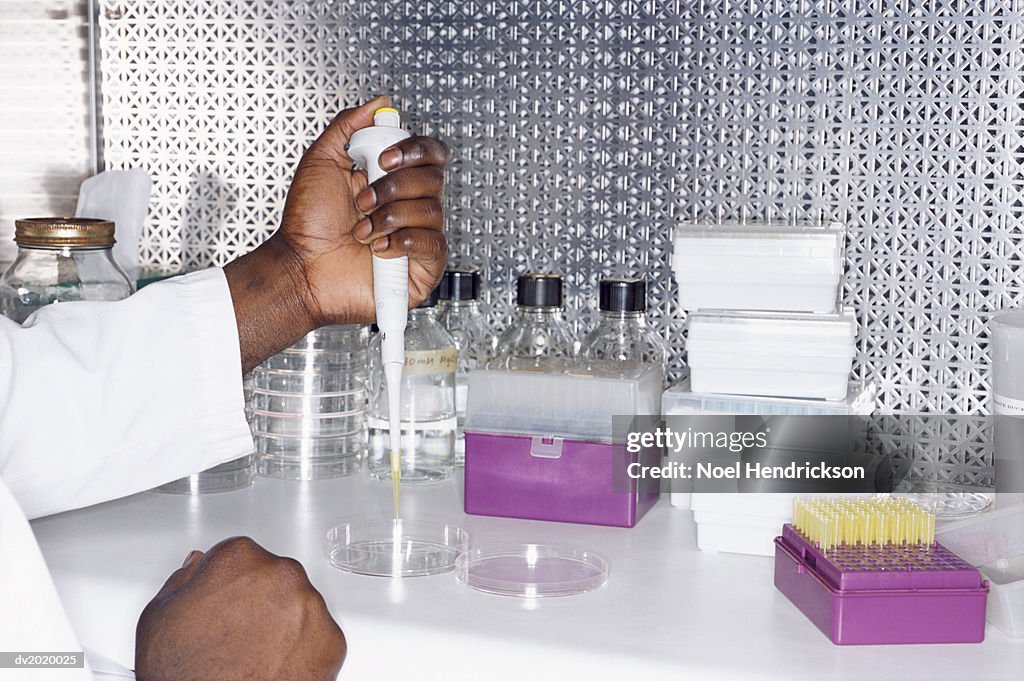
[662,382,877,554]
[672,220,845,313]
[687,308,857,401]
[669,220,874,555]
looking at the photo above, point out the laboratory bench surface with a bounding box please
[32,476,1024,681]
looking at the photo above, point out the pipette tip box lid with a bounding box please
[774,524,988,645]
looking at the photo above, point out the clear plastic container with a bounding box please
[580,278,666,377]
[0,218,133,323]
[325,519,468,577]
[936,501,1024,637]
[686,308,857,400]
[464,360,662,442]
[251,325,370,480]
[491,273,576,371]
[439,268,492,466]
[367,290,457,483]
[455,545,609,597]
[672,219,845,313]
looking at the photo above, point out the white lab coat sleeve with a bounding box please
[0,477,94,681]
[0,268,254,519]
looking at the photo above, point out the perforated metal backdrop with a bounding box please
[96,1,1024,438]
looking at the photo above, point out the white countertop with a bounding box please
[31,476,1024,680]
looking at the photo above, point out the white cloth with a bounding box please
[0,268,255,679]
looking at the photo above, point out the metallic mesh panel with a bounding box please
[98,0,1024,437]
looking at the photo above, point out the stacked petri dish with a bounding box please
[251,325,370,479]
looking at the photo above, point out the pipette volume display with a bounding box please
[347,107,412,518]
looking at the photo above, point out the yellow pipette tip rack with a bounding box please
[792,496,936,552]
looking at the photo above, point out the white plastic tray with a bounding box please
[672,220,845,312]
[687,309,857,400]
[662,378,876,416]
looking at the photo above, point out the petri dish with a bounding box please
[902,491,993,519]
[252,389,365,415]
[325,519,468,577]
[456,545,609,597]
[252,412,365,437]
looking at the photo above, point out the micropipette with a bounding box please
[347,107,412,519]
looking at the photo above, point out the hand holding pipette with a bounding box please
[229,95,448,363]
[347,102,448,518]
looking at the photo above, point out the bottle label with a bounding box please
[994,394,1024,416]
[404,348,458,376]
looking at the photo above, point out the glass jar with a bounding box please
[438,268,492,466]
[367,287,457,483]
[581,278,667,379]
[491,272,576,371]
[0,218,133,323]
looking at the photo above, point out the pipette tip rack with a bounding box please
[774,499,988,645]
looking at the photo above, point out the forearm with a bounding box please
[223,237,318,374]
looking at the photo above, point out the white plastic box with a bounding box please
[686,308,857,400]
[663,381,877,556]
[936,501,1024,637]
[691,493,799,556]
[663,379,877,508]
[662,378,876,417]
[672,220,845,313]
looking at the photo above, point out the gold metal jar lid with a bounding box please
[14,217,116,247]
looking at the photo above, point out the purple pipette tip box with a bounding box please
[774,524,988,645]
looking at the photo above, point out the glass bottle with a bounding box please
[367,287,457,483]
[491,272,576,371]
[0,218,133,323]
[438,268,491,466]
[581,278,667,379]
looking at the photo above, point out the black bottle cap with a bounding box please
[416,285,441,309]
[440,268,481,301]
[599,278,647,313]
[516,273,563,307]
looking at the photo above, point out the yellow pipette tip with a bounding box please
[390,449,402,519]
[792,496,936,550]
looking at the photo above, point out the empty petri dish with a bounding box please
[252,367,358,393]
[252,389,366,415]
[456,545,609,597]
[252,412,365,438]
[902,491,993,519]
[325,519,468,577]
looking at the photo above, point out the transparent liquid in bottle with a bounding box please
[367,302,457,484]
